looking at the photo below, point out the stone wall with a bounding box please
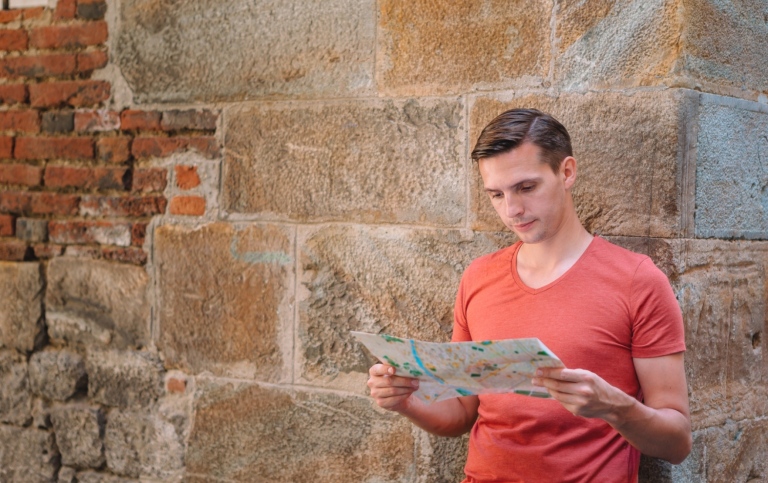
[0,0,766,481]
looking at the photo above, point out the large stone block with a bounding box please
[51,406,105,469]
[116,0,375,103]
[46,257,149,349]
[694,96,768,239]
[222,98,465,225]
[0,350,31,425]
[297,225,514,390]
[104,409,184,479]
[377,0,550,95]
[155,222,293,380]
[29,349,87,401]
[677,240,768,430]
[86,349,164,408]
[469,90,694,237]
[186,378,415,482]
[0,261,43,352]
[555,0,768,97]
[0,425,59,483]
[696,420,768,482]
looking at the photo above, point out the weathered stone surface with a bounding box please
[75,471,139,483]
[58,466,76,483]
[187,378,415,482]
[0,425,59,483]
[417,432,469,483]
[105,409,185,479]
[697,420,768,482]
[638,429,704,482]
[116,0,375,103]
[51,406,105,469]
[0,350,31,425]
[222,99,465,225]
[29,350,87,401]
[47,312,113,348]
[469,91,693,237]
[694,97,768,239]
[377,0,550,95]
[555,0,681,90]
[46,257,149,349]
[155,223,293,380]
[677,240,768,430]
[86,349,164,408]
[297,225,514,389]
[0,261,43,352]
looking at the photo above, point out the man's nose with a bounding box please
[505,195,523,218]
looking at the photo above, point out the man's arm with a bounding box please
[368,363,479,437]
[532,352,691,464]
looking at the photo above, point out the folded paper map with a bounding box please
[352,331,564,404]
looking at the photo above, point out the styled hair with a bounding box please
[470,108,573,173]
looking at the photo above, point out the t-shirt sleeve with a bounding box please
[451,269,473,343]
[630,258,686,357]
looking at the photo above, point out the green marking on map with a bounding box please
[470,373,481,378]
[383,355,400,368]
[409,369,423,377]
[471,346,484,352]
[537,350,549,356]
[456,388,473,396]
[382,335,405,343]
[481,340,492,345]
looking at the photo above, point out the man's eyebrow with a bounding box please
[484,178,541,192]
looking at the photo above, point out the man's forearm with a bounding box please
[397,396,479,437]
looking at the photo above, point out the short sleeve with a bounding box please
[630,258,686,357]
[451,270,473,343]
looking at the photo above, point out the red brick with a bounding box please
[0,136,13,158]
[131,222,146,246]
[79,195,167,217]
[174,165,200,190]
[0,163,42,186]
[29,22,108,49]
[55,0,78,20]
[44,165,126,190]
[76,50,108,72]
[101,246,147,265]
[49,219,132,246]
[132,167,167,193]
[166,376,186,394]
[29,80,110,108]
[74,109,120,132]
[22,8,46,20]
[161,110,218,132]
[0,191,80,216]
[0,110,40,133]
[132,136,219,159]
[0,240,29,261]
[0,10,23,24]
[0,30,28,51]
[0,54,77,79]
[0,84,27,105]
[169,196,205,216]
[96,136,130,163]
[120,110,161,131]
[32,243,64,259]
[15,137,94,160]
[0,214,15,236]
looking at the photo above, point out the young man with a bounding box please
[367,109,691,482]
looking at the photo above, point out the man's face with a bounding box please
[478,142,571,244]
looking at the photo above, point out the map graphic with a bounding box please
[352,331,564,404]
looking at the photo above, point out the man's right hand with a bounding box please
[367,363,420,411]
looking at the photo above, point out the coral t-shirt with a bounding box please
[452,236,685,483]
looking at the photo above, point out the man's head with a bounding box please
[471,108,572,173]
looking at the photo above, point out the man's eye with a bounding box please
[488,192,502,199]
[520,184,535,192]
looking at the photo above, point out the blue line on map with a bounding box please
[410,339,445,384]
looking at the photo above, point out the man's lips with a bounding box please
[513,220,535,230]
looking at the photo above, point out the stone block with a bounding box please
[75,471,139,483]
[86,349,164,408]
[115,0,375,103]
[0,261,44,352]
[469,90,694,237]
[58,466,76,483]
[676,240,768,430]
[47,312,113,348]
[554,0,768,96]
[51,406,105,469]
[155,222,293,380]
[697,420,768,482]
[222,98,465,225]
[0,425,59,483]
[29,349,87,401]
[46,257,149,349]
[694,97,768,239]
[297,224,514,390]
[0,350,31,425]
[15,218,49,242]
[186,378,415,482]
[377,0,550,95]
[104,409,185,479]
[417,432,470,483]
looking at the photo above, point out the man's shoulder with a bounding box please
[464,242,518,277]
[590,236,652,267]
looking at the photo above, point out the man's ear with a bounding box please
[561,156,577,189]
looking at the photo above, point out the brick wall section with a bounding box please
[0,2,219,266]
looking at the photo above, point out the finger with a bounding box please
[536,367,584,382]
[369,375,420,390]
[372,385,418,400]
[369,363,395,377]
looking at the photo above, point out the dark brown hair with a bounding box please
[470,108,573,173]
